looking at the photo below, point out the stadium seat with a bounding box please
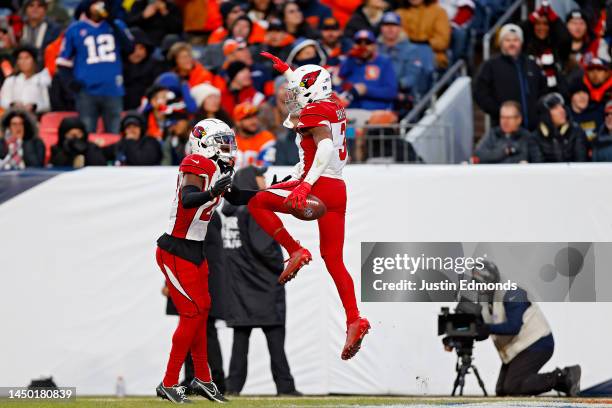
[39,112,109,163]
[89,133,121,147]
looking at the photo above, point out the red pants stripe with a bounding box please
[247,177,360,324]
[156,247,211,386]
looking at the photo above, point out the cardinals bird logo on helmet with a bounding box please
[300,70,321,89]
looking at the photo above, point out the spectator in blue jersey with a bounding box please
[19,0,61,55]
[337,30,398,111]
[377,11,434,103]
[56,0,134,134]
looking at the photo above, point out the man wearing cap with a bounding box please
[19,0,61,54]
[222,39,273,95]
[531,92,588,162]
[106,111,162,165]
[320,17,351,69]
[221,61,265,118]
[338,29,397,110]
[207,1,266,45]
[233,102,276,169]
[568,78,602,140]
[582,58,612,105]
[474,23,546,130]
[378,11,434,101]
[592,100,612,161]
[253,19,294,72]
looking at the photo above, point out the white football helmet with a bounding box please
[285,64,332,114]
[190,118,237,164]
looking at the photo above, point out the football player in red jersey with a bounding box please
[247,52,370,361]
[155,118,257,404]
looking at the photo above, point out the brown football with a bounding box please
[286,194,327,221]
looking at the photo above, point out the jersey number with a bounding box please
[338,122,348,161]
[84,34,117,64]
[200,196,220,221]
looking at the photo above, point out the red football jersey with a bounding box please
[295,95,348,180]
[166,154,223,241]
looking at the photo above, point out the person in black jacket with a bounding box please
[475,101,540,163]
[106,112,162,166]
[0,109,45,169]
[222,166,299,396]
[122,28,162,111]
[344,0,388,38]
[531,92,588,162]
[125,0,182,45]
[50,117,107,168]
[474,24,547,130]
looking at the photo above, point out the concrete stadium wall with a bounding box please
[1,164,611,395]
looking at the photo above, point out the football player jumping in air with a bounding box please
[247,52,371,360]
[155,119,257,404]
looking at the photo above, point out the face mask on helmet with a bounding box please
[285,87,302,114]
[190,124,237,164]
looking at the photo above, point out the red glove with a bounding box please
[260,52,290,74]
[284,182,312,210]
[267,179,301,190]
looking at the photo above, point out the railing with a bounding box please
[401,60,468,125]
[347,122,454,164]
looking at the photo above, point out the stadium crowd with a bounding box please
[0,0,611,169]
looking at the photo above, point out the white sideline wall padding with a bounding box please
[1,164,612,396]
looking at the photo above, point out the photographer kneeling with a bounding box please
[473,261,581,397]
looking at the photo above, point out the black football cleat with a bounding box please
[156,382,192,404]
[190,378,228,403]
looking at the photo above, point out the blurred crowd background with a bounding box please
[1,0,612,169]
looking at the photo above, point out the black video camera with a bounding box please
[438,297,489,353]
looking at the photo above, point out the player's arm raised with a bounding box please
[180,173,231,209]
[285,125,334,210]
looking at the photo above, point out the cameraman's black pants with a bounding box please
[496,346,556,396]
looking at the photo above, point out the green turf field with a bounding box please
[1,396,611,407]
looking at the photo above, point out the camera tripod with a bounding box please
[452,347,487,396]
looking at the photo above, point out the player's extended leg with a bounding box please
[248,190,312,284]
[156,248,210,403]
[317,210,371,360]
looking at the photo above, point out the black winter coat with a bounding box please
[0,137,45,167]
[221,200,285,327]
[123,57,162,110]
[105,136,162,165]
[530,121,589,162]
[126,0,183,44]
[475,127,540,163]
[474,54,547,130]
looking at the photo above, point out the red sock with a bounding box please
[323,255,360,325]
[248,193,301,254]
[163,315,204,387]
[190,314,211,382]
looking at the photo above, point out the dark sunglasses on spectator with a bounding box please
[356,39,373,45]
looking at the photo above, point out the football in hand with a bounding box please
[287,195,327,221]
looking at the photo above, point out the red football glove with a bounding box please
[260,52,290,74]
[284,182,312,210]
[267,178,301,190]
